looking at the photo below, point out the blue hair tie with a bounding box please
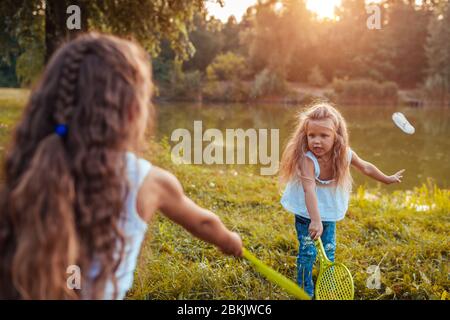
[54,124,68,137]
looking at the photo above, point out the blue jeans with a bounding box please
[294,215,336,298]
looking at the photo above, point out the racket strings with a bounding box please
[316,265,354,300]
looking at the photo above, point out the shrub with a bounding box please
[169,62,202,101]
[332,78,398,104]
[250,68,287,99]
[381,81,399,100]
[202,52,250,102]
[423,74,450,104]
[307,66,327,87]
[202,80,250,102]
[206,52,247,82]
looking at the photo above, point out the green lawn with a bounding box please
[0,88,448,300]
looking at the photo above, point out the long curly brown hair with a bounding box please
[0,32,153,299]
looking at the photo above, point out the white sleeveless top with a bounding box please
[87,152,152,299]
[280,148,352,222]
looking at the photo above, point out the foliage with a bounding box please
[424,74,449,103]
[15,18,45,87]
[424,1,450,103]
[201,52,249,102]
[242,0,313,80]
[168,61,202,101]
[0,0,223,86]
[307,66,327,87]
[206,52,247,82]
[250,69,287,99]
[0,60,19,88]
[332,78,398,104]
[183,14,225,73]
[202,80,250,103]
[2,0,448,105]
[375,1,430,87]
[0,0,45,87]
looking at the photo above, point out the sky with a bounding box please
[205,0,258,22]
[205,0,344,22]
[205,0,425,22]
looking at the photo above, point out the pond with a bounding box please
[155,102,450,191]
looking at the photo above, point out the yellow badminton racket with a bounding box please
[314,238,354,300]
[242,247,311,300]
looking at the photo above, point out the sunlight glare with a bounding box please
[274,1,284,13]
[306,0,342,19]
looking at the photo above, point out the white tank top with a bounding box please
[280,148,352,222]
[86,152,152,299]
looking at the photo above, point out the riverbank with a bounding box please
[0,85,440,108]
[155,80,440,107]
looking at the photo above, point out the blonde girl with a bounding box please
[279,103,404,297]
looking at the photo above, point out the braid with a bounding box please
[54,42,90,125]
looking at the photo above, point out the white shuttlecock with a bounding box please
[392,112,415,134]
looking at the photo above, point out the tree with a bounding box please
[221,16,242,54]
[0,0,46,86]
[381,1,431,87]
[332,0,381,80]
[424,1,450,101]
[45,0,88,62]
[88,0,219,61]
[183,14,224,73]
[242,0,313,80]
[0,0,223,86]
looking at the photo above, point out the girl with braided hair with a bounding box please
[0,32,242,300]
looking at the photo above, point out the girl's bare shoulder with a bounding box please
[136,166,183,222]
[299,154,315,173]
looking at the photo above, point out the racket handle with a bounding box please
[242,247,311,300]
[314,238,329,264]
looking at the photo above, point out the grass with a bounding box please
[128,141,449,300]
[0,88,448,300]
[0,88,28,150]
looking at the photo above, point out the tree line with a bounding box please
[155,0,449,104]
[1,0,449,104]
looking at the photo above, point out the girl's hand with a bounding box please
[308,220,323,240]
[219,231,243,257]
[386,169,405,184]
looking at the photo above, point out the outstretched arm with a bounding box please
[350,151,405,184]
[137,166,242,257]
